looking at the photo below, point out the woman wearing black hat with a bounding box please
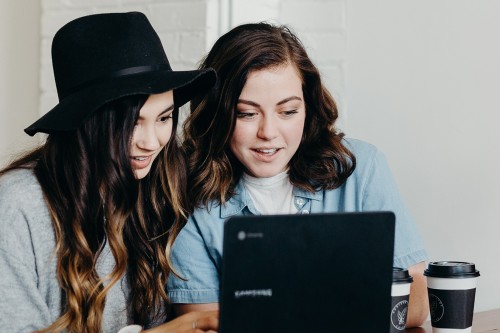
[0,12,217,333]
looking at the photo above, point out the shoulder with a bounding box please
[188,197,234,243]
[0,168,45,213]
[343,137,380,160]
[0,167,48,224]
[343,137,386,174]
[0,168,53,261]
[191,201,224,225]
[0,169,41,198]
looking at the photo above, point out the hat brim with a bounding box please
[24,68,216,136]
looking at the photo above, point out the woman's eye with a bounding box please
[159,115,173,123]
[281,110,298,116]
[236,112,257,119]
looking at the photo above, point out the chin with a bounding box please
[251,168,286,178]
[134,168,151,179]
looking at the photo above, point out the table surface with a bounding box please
[405,308,500,333]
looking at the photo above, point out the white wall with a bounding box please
[344,0,500,311]
[0,1,41,167]
[2,0,498,313]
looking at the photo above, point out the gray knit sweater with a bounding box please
[0,169,131,332]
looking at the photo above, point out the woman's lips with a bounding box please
[251,148,281,161]
[130,155,153,169]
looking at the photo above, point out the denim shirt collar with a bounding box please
[220,178,322,219]
[293,186,322,201]
[220,180,252,218]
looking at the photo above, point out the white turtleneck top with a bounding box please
[242,171,298,215]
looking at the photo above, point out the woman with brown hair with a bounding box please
[0,12,217,333]
[167,22,429,327]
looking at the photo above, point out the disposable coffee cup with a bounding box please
[424,261,480,333]
[390,267,413,332]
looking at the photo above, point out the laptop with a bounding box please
[219,212,395,333]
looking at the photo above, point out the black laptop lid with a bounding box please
[219,212,395,333]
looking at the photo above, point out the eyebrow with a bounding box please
[138,104,174,120]
[237,96,303,107]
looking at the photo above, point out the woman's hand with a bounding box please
[144,310,219,333]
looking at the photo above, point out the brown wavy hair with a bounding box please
[1,95,188,332]
[184,22,356,206]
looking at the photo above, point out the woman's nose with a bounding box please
[135,125,160,150]
[257,115,278,140]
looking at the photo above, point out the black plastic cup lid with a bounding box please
[424,261,480,278]
[392,267,414,284]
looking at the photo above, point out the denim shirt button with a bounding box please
[295,198,304,206]
[301,210,310,214]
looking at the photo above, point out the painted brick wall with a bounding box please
[40,0,347,121]
[282,0,346,117]
[40,0,222,119]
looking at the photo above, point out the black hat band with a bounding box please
[62,64,172,99]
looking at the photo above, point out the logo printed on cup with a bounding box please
[390,267,413,333]
[391,300,409,330]
[428,293,444,322]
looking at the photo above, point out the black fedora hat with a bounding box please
[25,12,216,136]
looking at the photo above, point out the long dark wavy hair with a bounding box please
[184,22,356,206]
[0,94,188,333]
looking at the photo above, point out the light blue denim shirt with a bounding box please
[167,138,428,304]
